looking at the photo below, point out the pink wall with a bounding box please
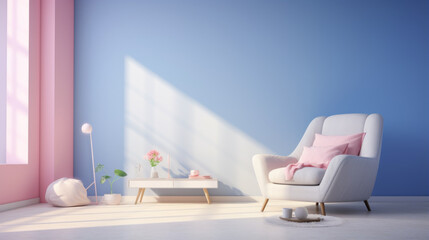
[54,0,74,180]
[0,0,74,205]
[39,0,55,202]
[39,0,74,202]
[0,0,40,205]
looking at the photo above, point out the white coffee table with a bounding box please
[128,178,218,204]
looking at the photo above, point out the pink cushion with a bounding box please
[285,144,348,180]
[299,143,348,166]
[313,132,365,156]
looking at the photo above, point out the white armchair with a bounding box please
[253,113,383,215]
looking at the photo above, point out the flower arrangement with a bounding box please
[145,149,163,167]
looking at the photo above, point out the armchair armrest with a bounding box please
[252,154,298,197]
[319,154,379,202]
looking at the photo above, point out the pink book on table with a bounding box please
[188,175,212,179]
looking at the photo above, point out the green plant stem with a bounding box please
[108,176,120,194]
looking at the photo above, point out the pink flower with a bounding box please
[144,150,159,160]
[145,149,163,167]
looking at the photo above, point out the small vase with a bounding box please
[150,166,159,178]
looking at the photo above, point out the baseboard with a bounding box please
[369,196,429,202]
[0,198,40,212]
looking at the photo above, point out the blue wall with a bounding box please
[74,0,429,196]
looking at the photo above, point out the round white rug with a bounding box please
[265,214,343,228]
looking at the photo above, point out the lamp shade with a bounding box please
[81,123,93,134]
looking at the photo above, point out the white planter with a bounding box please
[103,194,122,205]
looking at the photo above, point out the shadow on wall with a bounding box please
[122,56,274,196]
[374,131,429,196]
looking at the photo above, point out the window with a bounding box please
[0,0,29,164]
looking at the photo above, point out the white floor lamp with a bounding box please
[82,123,98,204]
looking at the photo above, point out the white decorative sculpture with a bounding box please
[45,178,91,207]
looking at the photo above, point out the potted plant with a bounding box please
[95,164,127,205]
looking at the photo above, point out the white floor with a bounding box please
[0,197,428,240]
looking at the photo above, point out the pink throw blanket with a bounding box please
[285,162,329,180]
[285,144,348,180]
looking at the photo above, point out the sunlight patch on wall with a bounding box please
[124,56,273,196]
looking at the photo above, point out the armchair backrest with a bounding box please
[290,113,383,160]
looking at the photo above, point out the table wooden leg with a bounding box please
[261,198,269,212]
[139,188,145,203]
[134,188,142,205]
[320,202,326,216]
[203,188,211,204]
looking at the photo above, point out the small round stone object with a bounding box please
[294,207,308,220]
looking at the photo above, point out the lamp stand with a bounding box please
[85,132,98,204]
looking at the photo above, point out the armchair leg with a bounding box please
[320,202,326,216]
[261,198,269,212]
[364,200,371,211]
